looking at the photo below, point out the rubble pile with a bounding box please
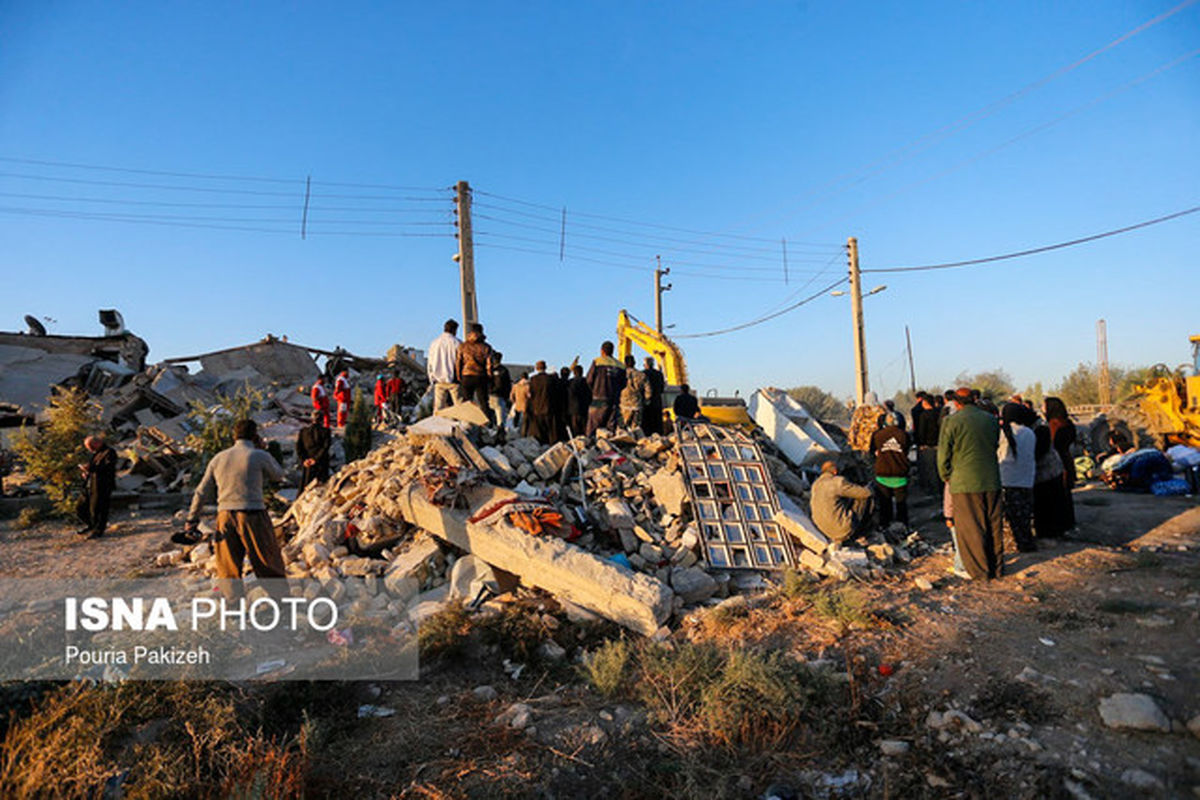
[165,407,937,634]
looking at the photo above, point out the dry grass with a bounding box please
[0,682,310,799]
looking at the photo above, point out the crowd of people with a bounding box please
[423,318,704,443]
[811,388,1082,582]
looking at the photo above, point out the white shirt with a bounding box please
[997,423,1037,488]
[427,332,461,384]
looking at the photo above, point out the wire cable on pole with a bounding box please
[863,204,1200,273]
[674,277,849,338]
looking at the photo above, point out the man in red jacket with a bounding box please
[310,376,330,428]
[334,370,351,427]
[385,372,404,415]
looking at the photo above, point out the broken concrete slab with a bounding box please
[533,442,572,480]
[435,401,490,426]
[774,508,831,556]
[395,483,673,635]
[670,565,718,605]
[648,468,688,516]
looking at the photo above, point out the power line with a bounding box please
[736,0,1200,233]
[474,199,842,255]
[0,155,449,192]
[863,204,1200,273]
[674,277,849,338]
[819,46,1200,230]
[474,212,837,264]
[474,188,839,246]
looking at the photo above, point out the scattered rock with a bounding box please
[472,685,498,702]
[1119,768,1164,791]
[913,577,933,591]
[670,565,718,604]
[1098,693,1171,733]
[879,739,910,756]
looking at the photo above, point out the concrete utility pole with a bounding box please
[654,255,671,334]
[848,237,869,404]
[453,180,478,329]
[1097,318,1112,407]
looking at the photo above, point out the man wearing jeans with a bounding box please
[426,319,461,413]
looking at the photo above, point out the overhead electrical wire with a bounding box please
[674,277,849,338]
[735,0,1200,233]
[816,45,1200,230]
[863,204,1200,273]
[474,188,838,247]
[0,155,449,192]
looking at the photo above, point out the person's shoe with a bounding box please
[75,527,93,537]
[949,567,972,579]
[86,530,104,539]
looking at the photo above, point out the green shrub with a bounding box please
[580,638,633,697]
[811,586,872,633]
[186,384,265,479]
[342,388,373,463]
[15,506,42,529]
[11,388,101,515]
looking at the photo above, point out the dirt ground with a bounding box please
[0,483,1197,798]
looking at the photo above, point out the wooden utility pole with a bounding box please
[905,324,917,395]
[1097,319,1112,407]
[453,180,478,329]
[654,255,671,333]
[848,237,869,404]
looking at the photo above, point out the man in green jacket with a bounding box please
[938,388,1004,580]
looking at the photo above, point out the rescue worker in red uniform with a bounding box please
[373,373,387,423]
[334,371,351,428]
[385,372,404,416]
[310,376,330,428]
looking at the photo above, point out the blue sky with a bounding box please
[1,1,1197,401]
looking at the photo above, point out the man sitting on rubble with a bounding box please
[76,435,116,539]
[184,419,287,590]
[810,460,874,545]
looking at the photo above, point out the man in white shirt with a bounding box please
[427,319,462,413]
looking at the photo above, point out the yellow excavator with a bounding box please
[1131,334,1200,449]
[615,309,752,427]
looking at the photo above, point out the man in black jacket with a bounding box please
[296,411,332,488]
[526,362,557,445]
[566,364,591,438]
[76,435,116,539]
[642,357,665,435]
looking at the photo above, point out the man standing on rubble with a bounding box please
[184,419,286,586]
[619,355,650,431]
[489,352,512,429]
[373,373,388,423]
[385,371,405,417]
[642,357,665,435]
[310,376,329,428]
[915,392,942,495]
[526,361,557,444]
[76,434,116,539]
[566,364,590,437]
[427,319,461,413]
[296,410,331,488]
[938,388,1004,580]
[455,323,496,425]
[333,370,351,428]
[585,341,625,436]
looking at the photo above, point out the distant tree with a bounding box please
[953,369,1015,404]
[12,387,102,515]
[1050,362,1159,406]
[1021,381,1045,406]
[785,385,845,423]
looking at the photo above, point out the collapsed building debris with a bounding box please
[161,400,937,635]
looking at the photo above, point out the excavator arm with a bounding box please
[616,309,688,385]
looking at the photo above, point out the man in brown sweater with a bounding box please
[455,323,495,425]
[810,460,874,544]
